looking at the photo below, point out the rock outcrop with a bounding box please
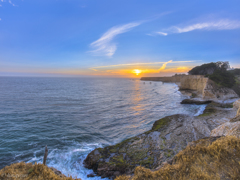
[84,103,236,179]
[203,79,239,101]
[179,75,208,95]
[115,136,240,180]
[211,121,240,138]
[179,76,238,101]
[180,99,212,105]
[234,99,240,109]
[141,75,239,101]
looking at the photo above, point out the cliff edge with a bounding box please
[84,102,237,179]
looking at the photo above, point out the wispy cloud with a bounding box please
[0,0,16,6]
[158,60,172,72]
[8,0,15,6]
[90,60,193,70]
[155,19,240,36]
[89,22,142,57]
[156,32,168,36]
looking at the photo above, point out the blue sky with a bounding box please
[0,0,240,77]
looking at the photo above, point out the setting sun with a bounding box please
[133,69,142,75]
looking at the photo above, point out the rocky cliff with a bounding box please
[141,75,239,101]
[84,102,237,179]
[115,136,240,180]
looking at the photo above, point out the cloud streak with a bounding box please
[90,22,142,57]
[8,0,15,6]
[156,19,240,35]
[158,60,172,72]
[90,60,194,70]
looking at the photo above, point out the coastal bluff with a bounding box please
[84,102,237,179]
[141,75,239,101]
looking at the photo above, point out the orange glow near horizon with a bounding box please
[132,69,142,76]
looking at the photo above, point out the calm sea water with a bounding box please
[0,77,206,179]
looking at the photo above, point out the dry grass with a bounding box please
[0,162,81,180]
[115,136,240,180]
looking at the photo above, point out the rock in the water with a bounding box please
[87,173,95,177]
[180,99,211,105]
[84,106,236,179]
[211,121,240,138]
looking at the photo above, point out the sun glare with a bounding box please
[133,69,142,75]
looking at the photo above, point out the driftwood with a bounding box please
[43,145,48,165]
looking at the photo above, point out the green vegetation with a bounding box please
[188,62,218,75]
[115,136,240,180]
[229,68,240,76]
[188,61,237,88]
[208,69,236,88]
[151,117,170,131]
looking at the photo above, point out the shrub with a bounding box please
[188,62,218,75]
[208,69,236,88]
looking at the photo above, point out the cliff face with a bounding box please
[179,75,208,94]
[203,79,239,101]
[179,76,238,101]
[141,75,239,101]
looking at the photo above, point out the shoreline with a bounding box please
[83,76,240,179]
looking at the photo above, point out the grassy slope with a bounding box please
[0,162,81,180]
[115,136,240,180]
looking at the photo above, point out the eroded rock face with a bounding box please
[234,99,240,109]
[238,108,240,116]
[83,106,236,179]
[211,121,240,138]
[179,75,208,95]
[203,79,239,101]
[179,76,239,101]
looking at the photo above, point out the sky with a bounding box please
[0,0,240,77]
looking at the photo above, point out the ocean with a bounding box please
[0,77,206,179]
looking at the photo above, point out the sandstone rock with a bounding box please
[230,115,240,122]
[179,75,208,95]
[203,79,239,101]
[84,106,236,179]
[211,121,240,138]
[233,99,240,109]
[238,107,240,116]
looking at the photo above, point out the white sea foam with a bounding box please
[194,105,207,116]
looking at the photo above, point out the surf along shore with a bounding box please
[1,74,240,180]
[83,74,240,179]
